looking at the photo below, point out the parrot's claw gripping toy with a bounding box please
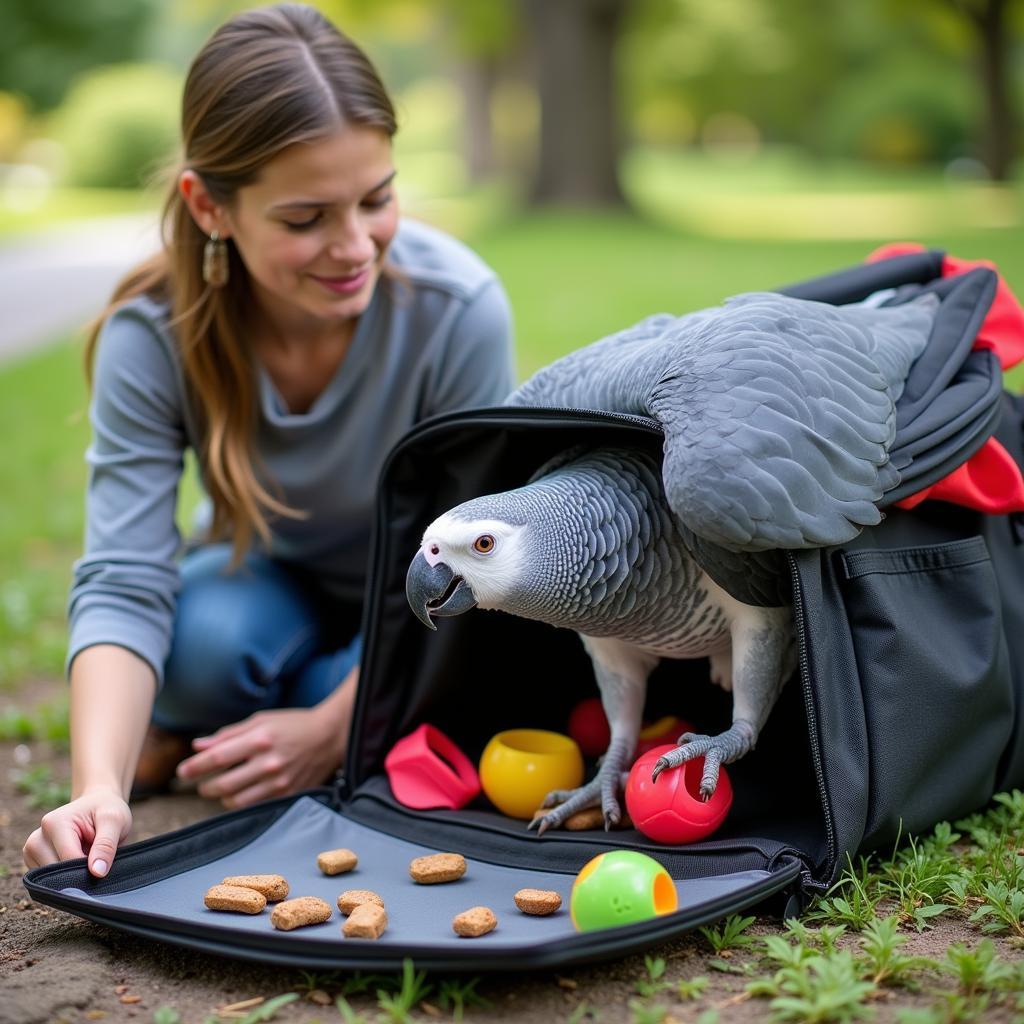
[650,720,754,800]
[530,737,636,834]
[628,744,733,844]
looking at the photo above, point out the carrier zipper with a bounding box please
[331,769,349,808]
[394,403,664,437]
[787,551,836,894]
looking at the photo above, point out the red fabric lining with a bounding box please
[865,242,1024,515]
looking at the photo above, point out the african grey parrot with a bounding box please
[405,291,938,834]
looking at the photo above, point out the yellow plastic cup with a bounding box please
[479,729,585,819]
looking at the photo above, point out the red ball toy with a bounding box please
[568,697,611,758]
[625,743,733,844]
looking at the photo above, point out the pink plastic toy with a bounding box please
[624,743,733,844]
[384,724,481,810]
[567,697,611,758]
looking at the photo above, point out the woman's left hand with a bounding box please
[176,670,357,808]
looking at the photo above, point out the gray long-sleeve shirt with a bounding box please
[68,218,515,683]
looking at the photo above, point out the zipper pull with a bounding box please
[331,769,349,808]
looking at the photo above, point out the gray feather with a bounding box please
[508,291,936,558]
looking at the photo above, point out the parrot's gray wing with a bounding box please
[508,313,696,414]
[654,293,935,551]
[510,292,936,555]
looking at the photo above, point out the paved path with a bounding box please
[0,214,160,364]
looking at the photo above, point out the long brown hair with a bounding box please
[86,3,397,562]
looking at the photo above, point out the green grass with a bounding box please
[623,148,1024,243]
[807,792,1024,941]
[469,213,1024,380]
[0,335,201,691]
[0,340,90,689]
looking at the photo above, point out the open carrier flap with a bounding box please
[22,412,810,971]
[24,252,1024,970]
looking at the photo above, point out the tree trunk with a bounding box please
[522,0,628,206]
[459,56,500,182]
[973,0,1015,180]
[951,0,1018,180]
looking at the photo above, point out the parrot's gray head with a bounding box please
[406,449,664,632]
[405,501,534,630]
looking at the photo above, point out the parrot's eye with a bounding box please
[473,534,496,554]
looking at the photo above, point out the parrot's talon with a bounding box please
[529,811,557,834]
[651,757,668,783]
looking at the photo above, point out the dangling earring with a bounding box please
[202,229,229,287]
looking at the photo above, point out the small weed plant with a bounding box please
[698,913,756,952]
[13,763,71,809]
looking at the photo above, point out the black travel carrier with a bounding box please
[25,249,1024,970]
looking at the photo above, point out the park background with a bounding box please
[2,0,1024,707]
[1,3,1024,1022]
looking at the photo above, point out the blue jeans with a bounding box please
[151,545,362,734]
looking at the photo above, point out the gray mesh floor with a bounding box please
[61,796,772,949]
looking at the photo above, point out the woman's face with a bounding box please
[224,126,399,333]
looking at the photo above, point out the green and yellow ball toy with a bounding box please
[570,850,678,931]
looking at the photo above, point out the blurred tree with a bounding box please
[521,0,629,206]
[446,0,522,181]
[944,0,1019,178]
[882,0,1021,178]
[0,0,159,111]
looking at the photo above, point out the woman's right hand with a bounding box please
[22,787,132,877]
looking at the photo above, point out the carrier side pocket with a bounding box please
[837,536,1012,850]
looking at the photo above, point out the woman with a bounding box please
[23,4,514,877]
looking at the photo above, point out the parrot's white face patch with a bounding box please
[419,515,527,609]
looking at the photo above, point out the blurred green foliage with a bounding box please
[820,56,976,165]
[621,0,1009,167]
[0,0,1019,193]
[0,0,160,111]
[47,63,182,189]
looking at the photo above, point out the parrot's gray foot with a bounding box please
[651,719,756,800]
[529,777,604,835]
[529,768,632,836]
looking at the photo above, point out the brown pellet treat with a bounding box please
[270,896,332,931]
[513,888,562,915]
[342,902,388,939]
[337,889,385,915]
[563,807,604,830]
[409,852,467,884]
[452,906,497,937]
[317,848,358,876]
[204,884,266,915]
[535,806,632,831]
[221,873,289,901]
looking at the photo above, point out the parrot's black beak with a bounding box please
[406,549,477,630]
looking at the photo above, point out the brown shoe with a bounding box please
[131,724,194,800]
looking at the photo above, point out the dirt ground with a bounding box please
[2,731,1021,1024]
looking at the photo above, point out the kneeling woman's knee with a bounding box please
[157,558,319,730]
